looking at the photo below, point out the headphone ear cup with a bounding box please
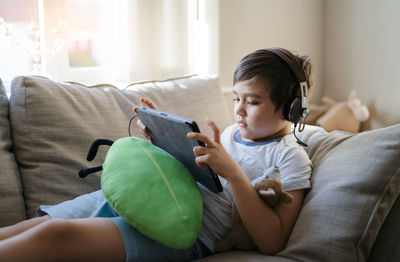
[288,98,302,123]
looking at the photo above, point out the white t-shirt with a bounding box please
[198,124,312,252]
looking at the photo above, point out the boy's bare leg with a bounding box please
[0,217,125,262]
[0,215,50,241]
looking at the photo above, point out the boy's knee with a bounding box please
[34,219,77,245]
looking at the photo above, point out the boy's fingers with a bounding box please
[195,156,208,168]
[193,146,207,156]
[141,97,158,110]
[136,120,151,139]
[188,132,213,146]
[143,132,151,140]
[136,119,145,129]
[206,119,220,143]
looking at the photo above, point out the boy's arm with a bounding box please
[228,173,304,254]
[188,120,304,255]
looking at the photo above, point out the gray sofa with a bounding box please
[0,75,399,262]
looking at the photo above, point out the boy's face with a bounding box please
[233,80,290,142]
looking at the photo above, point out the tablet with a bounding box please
[136,106,223,193]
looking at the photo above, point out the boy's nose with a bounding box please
[235,104,246,117]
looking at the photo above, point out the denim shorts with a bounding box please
[38,190,211,262]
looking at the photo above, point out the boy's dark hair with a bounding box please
[233,48,313,114]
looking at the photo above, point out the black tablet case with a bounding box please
[136,107,223,193]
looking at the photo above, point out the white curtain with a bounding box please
[128,0,219,82]
[1,0,219,86]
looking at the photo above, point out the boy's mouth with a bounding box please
[237,121,247,127]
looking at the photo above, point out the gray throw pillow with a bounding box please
[280,125,400,262]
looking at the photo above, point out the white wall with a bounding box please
[219,0,325,108]
[324,0,400,129]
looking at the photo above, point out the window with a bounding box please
[0,0,40,91]
[45,0,130,84]
[1,0,218,89]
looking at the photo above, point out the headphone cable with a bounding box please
[128,114,138,136]
[293,123,308,147]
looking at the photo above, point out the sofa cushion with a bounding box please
[279,125,400,262]
[0,79,26,226]
[9,75,232,218]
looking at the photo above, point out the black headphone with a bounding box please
[266,48,310,128]
[266,48,309,146]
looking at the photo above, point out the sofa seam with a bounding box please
[10,76,28,218]
[20,76,47,217]
[123,74,197,90]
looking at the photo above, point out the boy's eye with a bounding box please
[233,98,240,102]
[247,100,259,105]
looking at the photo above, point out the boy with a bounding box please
[137,48,313,255]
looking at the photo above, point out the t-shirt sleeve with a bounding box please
[277,146,312,192]
[220,124,235,146]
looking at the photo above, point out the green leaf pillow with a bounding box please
[101,137,203,249]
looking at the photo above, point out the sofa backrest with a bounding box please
[9,75,233,218]
[0,78,26,226]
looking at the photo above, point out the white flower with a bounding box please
[58,20,66,28]
[28,22,38,32]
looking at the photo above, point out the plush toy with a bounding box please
[79,137,203,250]
[306,96,336,125]
[215,167,293,252]
[306,90,370,134]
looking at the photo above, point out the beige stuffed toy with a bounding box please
[215,167,293,252]
[307,90,369,133]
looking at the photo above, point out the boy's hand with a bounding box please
[133,97,158,140]
[188,120,241,180]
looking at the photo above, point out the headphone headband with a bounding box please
[266,48,306,83]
